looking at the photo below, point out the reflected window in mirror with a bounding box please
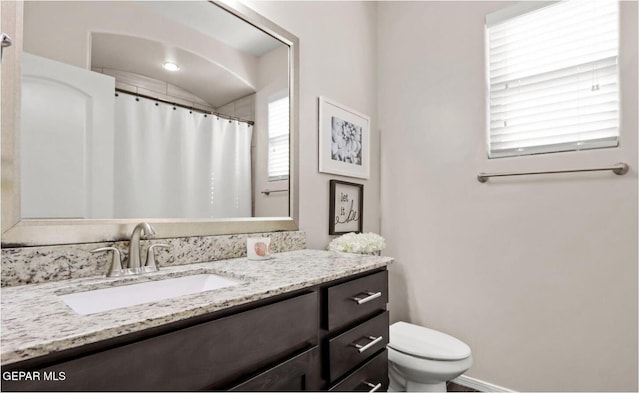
[268,93,290,182]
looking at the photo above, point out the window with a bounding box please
[267,94,289,181]
[486,1,619,158]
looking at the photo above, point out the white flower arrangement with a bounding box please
[328,232,386,255]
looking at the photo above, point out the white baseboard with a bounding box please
[452,374,516,392]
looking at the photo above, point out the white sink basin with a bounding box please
[58,274,241,315]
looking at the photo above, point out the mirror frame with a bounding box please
[0,0,300,247]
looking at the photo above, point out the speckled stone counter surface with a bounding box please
[1,230,306,287]
[1,249,392,365]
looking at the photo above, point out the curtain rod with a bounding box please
[114,88,255,126]
[477,162,629,183]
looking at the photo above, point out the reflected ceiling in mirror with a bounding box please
[21,1,290,221]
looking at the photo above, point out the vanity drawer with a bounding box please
[329,349,389,392]
[328,311,389,382]
[326,270,388,331]
[3,292,317,391]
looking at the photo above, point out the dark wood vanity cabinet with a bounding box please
[323,270,390,391]
[2,292,320,392]
[2,269,389,392]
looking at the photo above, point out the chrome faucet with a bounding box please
[90,223,166,277]
[127,222,156,273]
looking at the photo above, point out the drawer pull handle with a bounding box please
[352,291,382,304]
[353,335,383,353]
[363,381,383,392]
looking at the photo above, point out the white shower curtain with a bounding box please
[114,94,253,219]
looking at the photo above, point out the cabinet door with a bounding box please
[21,53,115,219]
[230,346,321,391]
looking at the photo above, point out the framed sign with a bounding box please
[329,179,363,235]
[318,96,370,179]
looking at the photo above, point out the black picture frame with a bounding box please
[329,179,363,235]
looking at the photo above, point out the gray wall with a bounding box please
[246,1,381,249]
[378,1,638,391]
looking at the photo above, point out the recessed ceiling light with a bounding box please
[162,62,180,72]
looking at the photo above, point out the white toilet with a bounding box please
[387,321,473,392]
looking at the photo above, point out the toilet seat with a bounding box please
[389,321,471,361]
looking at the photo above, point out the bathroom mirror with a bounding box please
[0,0,299,246]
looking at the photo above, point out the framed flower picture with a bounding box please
[329,179,363,235]
[318,97,370,179]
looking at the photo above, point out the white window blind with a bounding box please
[486,0,619,158]
[268,95,289,180]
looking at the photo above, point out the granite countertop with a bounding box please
[1,249,392,365]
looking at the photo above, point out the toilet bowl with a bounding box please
[387,321,472,392]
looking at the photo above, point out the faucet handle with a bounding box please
[91,247,124,277]
[143,243,170,273]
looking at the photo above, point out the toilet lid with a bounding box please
[388,321,471,361]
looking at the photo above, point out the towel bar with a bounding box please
[477,162,629,183]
